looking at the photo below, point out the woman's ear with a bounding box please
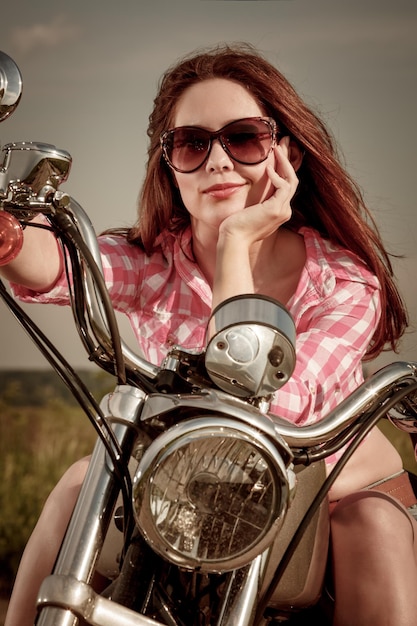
[288,139,304,172]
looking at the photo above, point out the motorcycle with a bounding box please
[1,50,417,626]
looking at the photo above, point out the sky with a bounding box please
[0,0,416,375]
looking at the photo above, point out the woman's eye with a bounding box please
[228,132,254,145]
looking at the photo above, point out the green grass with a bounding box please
[378,419,417,475]
[0,399,97,595]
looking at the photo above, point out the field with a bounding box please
[0,369,112,619]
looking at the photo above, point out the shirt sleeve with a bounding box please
[269,279,381,426]
[10,235,144,309]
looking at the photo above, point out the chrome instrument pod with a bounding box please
[0,51,23,123]
[205,295,296,398]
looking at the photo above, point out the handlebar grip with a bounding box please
[0,211,23,265]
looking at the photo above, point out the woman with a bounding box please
[2,43,416,626]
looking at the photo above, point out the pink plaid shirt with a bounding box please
[14,226,380,435]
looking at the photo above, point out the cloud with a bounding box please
[10,15,81,55]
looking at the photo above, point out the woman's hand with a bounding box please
[217,136,299,246]
[0,214,63,292]
[211,136,301,309]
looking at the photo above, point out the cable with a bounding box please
[52,211,127,385]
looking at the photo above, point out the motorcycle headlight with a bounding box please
[133,417,291,573]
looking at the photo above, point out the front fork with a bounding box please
[36,385,145,626]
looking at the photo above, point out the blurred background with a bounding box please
[1,0,416,621]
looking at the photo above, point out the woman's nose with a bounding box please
[205,138,234,171]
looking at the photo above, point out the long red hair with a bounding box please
[124,42,407,359]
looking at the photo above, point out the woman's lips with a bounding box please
[203,183,244,199]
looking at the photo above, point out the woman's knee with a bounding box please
[39,456,91,529]
[331,490,415,543]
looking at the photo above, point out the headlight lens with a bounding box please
[133,417,291,573]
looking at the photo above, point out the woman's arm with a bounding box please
[212,140,298,309]
[0,216,63,292]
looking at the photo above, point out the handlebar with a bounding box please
[50,198,417,451]
[51,196,160,382]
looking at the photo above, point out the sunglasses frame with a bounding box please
[160,117,279,173]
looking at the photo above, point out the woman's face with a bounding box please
[170,78,277,239]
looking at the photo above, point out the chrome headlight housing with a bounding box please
[133,417,292,573]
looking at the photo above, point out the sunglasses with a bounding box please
[160,117,279,173]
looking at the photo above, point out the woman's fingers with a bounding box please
[218,139,299,244]
[269,139,299,188]
[262,142,299,221]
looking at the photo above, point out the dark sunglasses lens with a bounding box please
[223,120,273,164]
[165,128,210,172]
[163,119,275,172]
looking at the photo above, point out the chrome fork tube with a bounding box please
[36,386,144,626]
[216,552,270,626]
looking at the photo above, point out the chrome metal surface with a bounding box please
[138,362,417,454]
[102,384,147,427]
[271,361,417,446]
[38,575,162,626]
[3,44,417,626]
[206,295,296,397]
[215,554,267,626]
[62,197,160,378]
[0,142,72,199]
[0,51,22,122]
[207,295,296,345]
[44,202,417,451]
[139,389,294,465]
[36,400,140,625]
[133,416,292,572]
